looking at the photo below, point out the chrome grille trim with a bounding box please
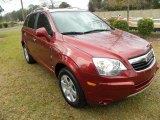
[128,49,156,72]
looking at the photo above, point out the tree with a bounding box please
[88,0,103,11]
[28,4,35,9]
[41,2,48,7]
[59,2,71,8]
[88,0,95,12]
[152,0,160,9]
[93,0,103,9]
[48,5,54,9]
[103,0,160,10]
[0,5,4,15]
[0,5,4,21]
[100,0,108,10]
[28,4,40,14]
[28,4,40,10]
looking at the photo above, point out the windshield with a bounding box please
[51,11,112,34]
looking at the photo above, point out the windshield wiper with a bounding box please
[62,32,84,35]
[62,29,110,35]
[84,29,110,34]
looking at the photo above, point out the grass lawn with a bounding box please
[0,29,160,120]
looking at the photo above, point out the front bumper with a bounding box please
[80,62,159,105]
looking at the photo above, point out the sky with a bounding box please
[0,0,89,15]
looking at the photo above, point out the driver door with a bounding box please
[34,13,54,70]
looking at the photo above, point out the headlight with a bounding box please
[93,58,127,76]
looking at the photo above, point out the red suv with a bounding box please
[22,8,159,108]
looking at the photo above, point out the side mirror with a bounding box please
[36,27,51,42]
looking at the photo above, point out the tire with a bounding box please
[58,68,86,108]
[23,45,36,64]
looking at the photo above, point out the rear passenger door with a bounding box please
[23,13,38,60]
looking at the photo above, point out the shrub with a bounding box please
[138,18,154,36]
[0,23,2,28]
[107,18,117,26]
[9,22,17,27]
[112,20,129,31]
[10,22,15,27]
[3,23,8,28]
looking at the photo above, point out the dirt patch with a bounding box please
[0,35,7,40]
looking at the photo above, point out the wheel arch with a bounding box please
[54,56,85,88]
[55,58,87,107]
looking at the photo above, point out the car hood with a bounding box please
[63,30,151,60]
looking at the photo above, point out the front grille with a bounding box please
[132,57,154,71]
[129,49,155,71]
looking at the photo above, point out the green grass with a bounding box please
[0,29,160,120]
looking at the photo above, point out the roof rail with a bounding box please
[33,7,49,12]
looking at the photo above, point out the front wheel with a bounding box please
[58,68,86,108]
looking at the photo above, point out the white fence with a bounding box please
[94,9,160,19]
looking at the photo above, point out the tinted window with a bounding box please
[28,13,37,29]
[37,13,53,36]
[24,16,29,27]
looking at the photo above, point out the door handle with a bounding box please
[32,38,36,42]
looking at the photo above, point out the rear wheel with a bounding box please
[23,45,36,64]
[58,68,86,108]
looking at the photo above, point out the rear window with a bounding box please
[27,13,37,29]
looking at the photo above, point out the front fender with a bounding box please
[57,55,86,88]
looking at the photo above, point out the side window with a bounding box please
[24,16,29,27]
[28,14,37,29]
[37,13,53,36]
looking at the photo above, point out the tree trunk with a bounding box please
[50,0,54,8]
[127,0,130,22]
[21,0,25,21]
